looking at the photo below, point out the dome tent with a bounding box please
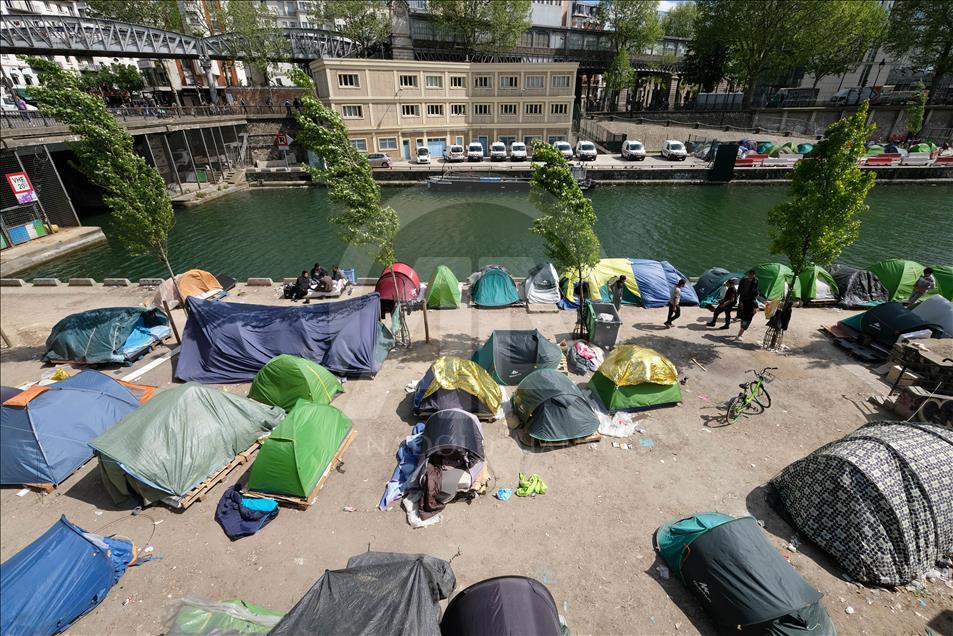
[523,263,561,305]
[797,265,839,302]
[590,345,681,411]
[439,576,563,636]
[470,265,520,307]
[513,369,599,443]
[472,329,563,385]
[869,259,923,301]
[630,259,699,308]
[654,513,834,635]
[755,263,797,301]
[151,269,225,309]
[912,295,953,337]
[426,265,461,309]
[413,356,503,419]
[772,421,953,585]
[375,262,420,302]
[827,263,889,308]
[931,265,953,301]
[247,355,343,411]
[837,301,945,347]
[694,267,743,308]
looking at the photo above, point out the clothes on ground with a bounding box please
[568,340,605,374]
[379,422,426,510]
[516,472,548,497]
[215,486,279,540]
[495,488,513,501]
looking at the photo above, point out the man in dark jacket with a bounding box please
[610,275,627,310]
[707,278,737,328]
[294,270,311,300]
[736,269,759,338]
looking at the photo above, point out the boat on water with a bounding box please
[426,168,593,192]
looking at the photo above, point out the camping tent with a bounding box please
[654,513,833,634]
[912,295,953,337]
[0,515,136,636]
[932,265,953,301]
[247,355,343,411]
[440,576,562,636]
[168,598,283,635]
[472,329,563,385]
[1,371,153,486]
[89,383,284,506]
[408,409,488,509]
[694,267,743,308]
[869,259,924,300]
[246,402,352,499]
[513,369,599,442]
[630,259,699,308]
[772,421,953,585]
[797,265,839,302]
[561,258,641,305]
[43,307,171,365]
[176,294,393,383]
[376,262,421,302]
[523,263,561,305]
[470,266,520,307]
[414,356,503,419]
[590,345,681,411]
[828,263,889,308]
[838,302,944,347]
[270,552,455,636]
[426,265,461,309]
[755,263,797,300]
[151,269,225,309]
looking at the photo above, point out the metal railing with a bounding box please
[0,104,297,130]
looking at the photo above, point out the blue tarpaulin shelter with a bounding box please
[43,307,171,365]
[1,370,152,486]
[0,516,136,636]
[176,294,393,383]
[630,259,699,308]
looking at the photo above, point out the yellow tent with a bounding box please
[416,355,503,416]
[151,269,224,309]
[562,259,640,304]
[590,345,681,411]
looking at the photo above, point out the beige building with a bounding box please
[308,59,579,161]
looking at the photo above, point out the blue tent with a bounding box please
[1,516,136,636]
[471,266,520,307]
[176,294,393,383]
[1,371,151,486]
[43,307,171,365]
[630,259,699,308]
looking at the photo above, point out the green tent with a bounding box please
[590,345,682,411]
[869,259,923,300]
[246,402,352,499]
[427,265,462,309]
[909,142,936,153]
[797,265,839,302]
[171,599,283,634]
[931,265,953,300]
[248,355,343,411]
[866,144,884,156]
[755,263,797,300]
[512,369,599,442]
[656,512,734,577]
[471,266,520,307]
[472,329,563,385]
[89,383,284,505]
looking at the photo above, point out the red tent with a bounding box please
[375,262,420,302]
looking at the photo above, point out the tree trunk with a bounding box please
[157,245,186,313]
[927,41,952,103]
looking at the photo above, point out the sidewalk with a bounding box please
[0,226,106,278]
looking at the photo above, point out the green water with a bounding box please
[20,184,953,281]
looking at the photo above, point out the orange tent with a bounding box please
[151,269,223,309]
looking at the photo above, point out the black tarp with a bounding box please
[513,369,600,442]
[440,576,562,636]
[828,264,889,308]
[859,302,942,346]
[270,552,455,636]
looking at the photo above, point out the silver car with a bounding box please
[367,152,392,168]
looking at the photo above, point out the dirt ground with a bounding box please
[1,284,950,636]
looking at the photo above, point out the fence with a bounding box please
[0,104,294,130]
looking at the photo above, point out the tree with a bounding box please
[596,0,660,111]
[765,101,876,347]
[84,0,184,31]
[222,0,290,85]
[604,49,635,111]
[661,1,697,38]
[802,0,887,90]
[102,63,146,94]
[906,80,927,135]
[26,58,177,280]
[529,142,601,338]
[429,0,531,60]
[316,0,391,53]
[886,0,953,103]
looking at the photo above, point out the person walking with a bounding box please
[240,97,247,114]
[707,278,737,329]
[610,275,627,311]
[908,267,936,304]
[736,269,759,338]
[664,279,686,328]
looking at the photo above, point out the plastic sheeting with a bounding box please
[828,263,889,308]
[596,345,678,386]
[561,258,640,304]
[247,355,343,411]
[415,356,503,415]
[43,307,170,364]
[176,294,392,383]
[168,598,283,635]
[630,259,699,308]
[513,369,599,442]
[440,576,562,636]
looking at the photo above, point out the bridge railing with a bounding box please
[1,104,296,131]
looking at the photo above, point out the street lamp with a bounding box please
[873,58,886,87]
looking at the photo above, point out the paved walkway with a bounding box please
[0,226,105,278]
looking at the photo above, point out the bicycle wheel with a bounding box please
[724,397,746,424]
[743,397,765,416]
[754,384,772,409]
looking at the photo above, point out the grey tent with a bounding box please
[772,421,953,585]
[828,263,889,308]
[440,576,562,636]
[472,329,563,385]
[523,263,561,305]
[271,552,455,636]
[513,369,599,442]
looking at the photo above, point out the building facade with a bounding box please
[309,59,578,160]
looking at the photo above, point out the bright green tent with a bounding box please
[246,402,352,498]
[590,345,682,411]
[865,144,884,156]
[909,142,936,153]
[797,265,839,302]
[248,355,343,412]
[869,259,923,300]
[755,263,797,300]
[931,265,953,300]
[427,265,461,309]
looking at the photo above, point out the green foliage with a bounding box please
[803,1,887,88]
[595,0,661,53]
[906,80,928,135]
[82,63,145,95]
[223,0,290,83]
[429,0,532,58]
[84,0,184,31]
[288,69,399,266]
[26,58,176,276]
[604,49,635,95]
[886,0,953,102]
[316,0,391,51]
[660,1,697,38]
[768,102,876,285]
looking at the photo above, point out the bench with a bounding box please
[933,155,953,164]
[863,155,896,166]
[900,152,934,166]
[761,154,802,167]
[734,157,756,167]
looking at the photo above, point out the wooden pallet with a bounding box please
[174,441,262,510]
[243,430,357,510]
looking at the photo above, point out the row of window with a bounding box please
[349,135,569,153]
[339,73,572,90]
[342,103,569,118]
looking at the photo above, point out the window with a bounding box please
[399,74,418,88]
[548,135,565,143]
[455,136,464,145]
[525,75,544,89]
[425,75,443,88]
[499,103,517,115]
[552,75,570,88]
[378,137,398,150]
[525,103,543,115]
[427,104,444,116]
[401,104,420,117]
[451,104,466,116]
[474,104,491,115]
[350,138,368,152]
[338,73,359,87]
[551,103,568,115]
[474,75,490,88]
[342,105,363,118]
[450,76,465,88]
[23,75,34,86]
[500,76,518,89]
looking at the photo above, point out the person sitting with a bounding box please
[293,270,311,300]
[311,263,327,280]
[316,273,334,293]
[331,265,354,295]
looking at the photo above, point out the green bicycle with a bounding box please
[723,367,777,424]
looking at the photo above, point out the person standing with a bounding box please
[707,278,737,329]
[736,269,760,338]
[610,275,627,311]
[908,267,936,304]
[14,95,30,121]
[664,279,687,328]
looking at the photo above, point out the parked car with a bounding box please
[661,140,688,161]
[621,139,646,161]
[552,140,573,160]
[416,146,431,164]
[575,140,597,161]
[510,142,528,161]
[444,144,465,162]
[367,152,392,168]
[467,142,485,162]
[489,141,508,161]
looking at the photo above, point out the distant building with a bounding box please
[531,0,570,28]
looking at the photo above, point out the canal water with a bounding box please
[20,184,953,281]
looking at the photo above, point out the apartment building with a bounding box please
[309,59,578,160]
